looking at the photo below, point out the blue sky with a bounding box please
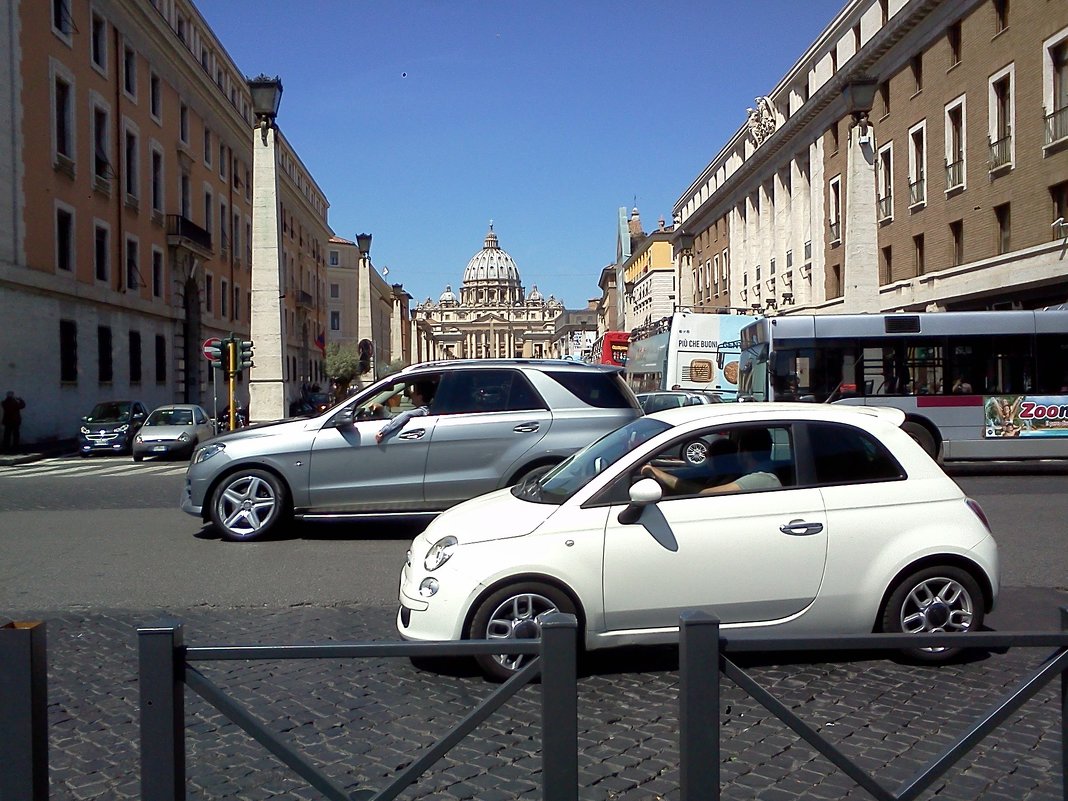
[200,1,844,309]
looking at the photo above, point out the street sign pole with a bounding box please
[202,337,223,431]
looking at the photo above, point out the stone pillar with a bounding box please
[357,251,373,379]
[843,122,879,312]
[248,127,286,422]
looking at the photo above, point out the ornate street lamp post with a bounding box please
[247,75,287,422]
[841,76,880,312]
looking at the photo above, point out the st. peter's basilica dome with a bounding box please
[459,224,524,306]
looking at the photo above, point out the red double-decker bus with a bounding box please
[588,331,629,367]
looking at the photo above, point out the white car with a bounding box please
[397,403,999,680]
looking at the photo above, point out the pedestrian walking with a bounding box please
[2,390,26,451]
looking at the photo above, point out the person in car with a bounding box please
[375,380,437,444]
[641,428,780,495]
[639,437,737,496]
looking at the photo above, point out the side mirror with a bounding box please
[617,477,662,525]
[330,406,356,428]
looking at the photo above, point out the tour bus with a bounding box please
[587,331,630,367]
[626,311,759,399]
[738,309,1068,461]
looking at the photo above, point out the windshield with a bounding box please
[145,408,193,426]
[512,417,670,505]
[86,402,131,422]
[739,344,768,401]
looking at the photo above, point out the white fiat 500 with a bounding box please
[397,403,999,680]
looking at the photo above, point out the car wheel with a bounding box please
[132,453,143,463]
[901,421,937,459]
[681,438,709,466]
[468,582,577,682]
[210,468,289,542]
[881,566,983,663]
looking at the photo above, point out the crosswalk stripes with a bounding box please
[0,457,188,478]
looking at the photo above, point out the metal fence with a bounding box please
[3,612,1067,801]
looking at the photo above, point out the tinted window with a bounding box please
[545,370,636,409]
[434,369,547,414]
[807,422,905,484]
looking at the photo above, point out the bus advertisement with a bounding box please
[588,331,630,367]
[626,312,759,399]
[738,309,1068,461]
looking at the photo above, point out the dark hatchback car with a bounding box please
[79,400,148,456]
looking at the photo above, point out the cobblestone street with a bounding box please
[12,605,1064,801]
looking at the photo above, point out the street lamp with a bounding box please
[248,74,283,145]
[246,73,287,422]
[673,229,695,259]
[356,232,372,256]
[843,76,878,133]
[355,233,374,380]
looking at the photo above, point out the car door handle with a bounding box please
[398,429,426,440]
[513,422,540,433]
[779,519,824,536]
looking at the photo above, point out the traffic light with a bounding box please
[237,339,254,371]
[207,341,229,374]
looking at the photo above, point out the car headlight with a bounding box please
[192,443,226,464]
[178,432,192,442]
[135,435,143,444]
[419,578,439,598]
[80,426,90,435]
[117,424,129,433]
[423,536,457,571]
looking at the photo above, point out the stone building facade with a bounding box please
[413,226,564,360]
[672,0,1068,317]
[0,0,330,442]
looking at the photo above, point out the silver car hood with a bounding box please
[212,416,315,444]
[138,425,197,440]
[424,487,556,546]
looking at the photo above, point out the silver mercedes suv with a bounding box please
[181,359,641,540]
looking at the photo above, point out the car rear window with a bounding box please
[807,422,905,484]
[544,370,638,409]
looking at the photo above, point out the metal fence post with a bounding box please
[540,612,578,801]
[679,611,720,801]
[0,619,48,801]
[139,621,186,801]
[1061,607,1067,801]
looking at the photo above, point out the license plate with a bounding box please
[153,445,167,452]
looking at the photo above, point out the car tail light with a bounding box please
[965,498,992,534]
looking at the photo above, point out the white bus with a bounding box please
[738,310,1068,461]
[626,312,759,400]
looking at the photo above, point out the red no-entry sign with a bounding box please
[203,337,222,362]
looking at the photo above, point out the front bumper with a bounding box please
[79,434,130,453]
[133,439,192,458]
[396,561,473,643]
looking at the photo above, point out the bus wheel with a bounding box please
[902,421,937,458]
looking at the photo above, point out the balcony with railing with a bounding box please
[945,159,965,191]
[877,194,893,220]
[296,290,314,310]
[988,128,1012,170]
[1046,106,1068,147]
[166,214,212,257]
[908,175,925,207]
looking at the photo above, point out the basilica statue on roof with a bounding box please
[414,224,564,359]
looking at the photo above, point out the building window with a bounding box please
[989,68,1014,170]
[53,74,73,165]
[204,190,213,236]
[948,21,962,67]
[125,237,139,290]
[909,122,926,206]
[1052,182,1068,239]
[60,320,78,382]
[828,176,842,242]
[880,246,892,285]
[124,128,139,200]
[828,122,839,155]
[179,103,189,143]
[52,0,72,41]
[994,203,1011,254]
[219,143,227,180]
[830,264,841,298]
[129,331,142,383]
[913,233,925,276]
[152,248,163,297]
[993,0,1009,34]
[878,81,890,117]
[155,335,167,383]
[329,249,339,266]
[91,12,107,71]
[150,73,162,120]
[205,273,214,313]
[330,310,341,331]
[123,45,137,98]
[93,105,110,181]
[877,143,893,220]
[950,220,964,266]
[94,223,109,282]
[97,325,113,383]
[221,278,229,317]
[233,286,240,321]
[910,54,923,93]
[330,283,340,299]
[1045,38,1068,146]
[945,97,966,191]
[56,205,74,272]
[204,127,212,166]
[151,148,163,212]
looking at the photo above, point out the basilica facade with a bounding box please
[413,226,564,360]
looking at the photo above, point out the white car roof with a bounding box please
[645,401,907,430]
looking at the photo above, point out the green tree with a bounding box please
[324,342,363,399]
